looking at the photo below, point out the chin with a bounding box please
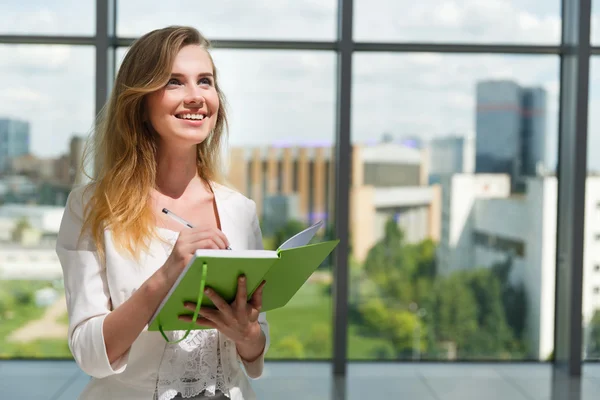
[178,131,211,145]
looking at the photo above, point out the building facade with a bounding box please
[439,173,600,360]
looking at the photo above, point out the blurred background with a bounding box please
[0,0,600,399]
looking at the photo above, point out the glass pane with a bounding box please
[593,0,600,45]
[349,53,559,361]
[117,0,337,41]
[0,45,94,358]
[583,58,600,361]
[214,50,336,362]
[354,0,561,44]
[0,0,95,36]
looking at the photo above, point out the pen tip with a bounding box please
[161,208,168,214]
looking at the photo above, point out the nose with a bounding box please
[183,85,204,106]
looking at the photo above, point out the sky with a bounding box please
[2,0,600,170]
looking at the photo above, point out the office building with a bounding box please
[475,81,548,191]
[440,174,600,360]
[427,135,475,184]
[0,118,30,174]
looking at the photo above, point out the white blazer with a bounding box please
[56,183,270,400]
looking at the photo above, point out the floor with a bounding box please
[0,361,599,399]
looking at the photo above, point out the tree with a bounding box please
[492,257,528,346]
[362,219,418,305]
[354,215,528,360]
[358,297,426,357]
[271,336,305,358]
[354,217,436,357]
[463,269,514,357]
[429,273,479,354]
[587,310,600,359]
[304,324,331,357]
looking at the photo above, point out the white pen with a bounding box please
[162,208,232,250]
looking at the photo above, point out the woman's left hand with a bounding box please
[179,275,266,360]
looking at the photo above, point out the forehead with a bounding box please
[171,44,213,74]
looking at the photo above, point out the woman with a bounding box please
[56,26,269,400]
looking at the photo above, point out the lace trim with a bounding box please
[156,329,238,400]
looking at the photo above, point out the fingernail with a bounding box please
[240,275,246,281]
[204,288,210,294]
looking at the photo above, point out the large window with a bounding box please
[0,45,94,358]
[348,53,559,360]
[0,0,595,378]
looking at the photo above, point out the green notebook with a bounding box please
[148,220,339,341]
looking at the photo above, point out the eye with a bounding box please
[167,78,181,86]
[199,77,212,86]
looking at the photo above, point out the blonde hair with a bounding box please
[80,26,228,263]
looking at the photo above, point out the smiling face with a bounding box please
[146,44,220,148]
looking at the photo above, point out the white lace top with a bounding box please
[157,329,235,399]
[56,184,270,400]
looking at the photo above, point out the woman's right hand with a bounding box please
[162,227,230,283]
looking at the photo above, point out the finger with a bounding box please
[204,287,235,321]
[185,229,228,249]
[189,235,224,250]
[249,280,266,311]
[181,238,219,253]
[178,315,217,328]
[236,275,248,305]
[235,275,249,324]
[213,228,230,249]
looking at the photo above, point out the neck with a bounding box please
[155,142,202,198]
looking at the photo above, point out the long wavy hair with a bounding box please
[80,26,228,264]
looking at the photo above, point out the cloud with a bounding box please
[354,0,560,43]
[116,0,337,40]
[210,50,336,146]
[0,44,94,158]
[0,1,94,35]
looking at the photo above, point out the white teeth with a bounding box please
[178,113,205,120]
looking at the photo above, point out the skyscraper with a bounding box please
[521,87,548,176]
[0,118,30,174]
[427,135,475,184]
[475,80,547,191]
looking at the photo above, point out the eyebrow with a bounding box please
[170,72,213,78]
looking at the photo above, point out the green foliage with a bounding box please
[353,215,529,360]
[358,297,426,357]
[587,310,600,358]
[304,323,331,356]
[429,273,479,351]
[0,280,72,358]
[271,336,305,358]
[0,339,71,359]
